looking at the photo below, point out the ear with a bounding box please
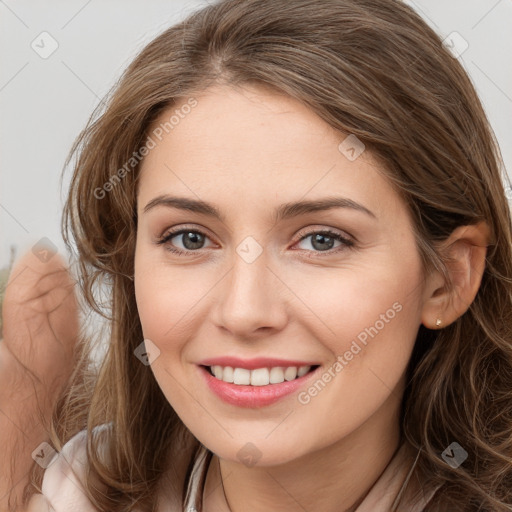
[421,221,491,329]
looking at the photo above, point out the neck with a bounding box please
[202,391,405,512]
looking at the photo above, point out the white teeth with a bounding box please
[209,365,313,385]
[250,368,269,386]
[297,366,310,377]
[284,367,297,381]
[269,367,285,384]
[233,368,251,385]
[222,366,234,383]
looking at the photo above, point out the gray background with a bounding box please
[1,0,511,268]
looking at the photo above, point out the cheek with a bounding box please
[134,253,214,349]
[288,265,423,436]
[282,257,423,370]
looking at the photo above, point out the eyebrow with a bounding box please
[142,195,376,222]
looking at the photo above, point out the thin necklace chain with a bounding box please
[213,446,421,511]
[218,456,234,512]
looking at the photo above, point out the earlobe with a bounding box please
[421,221,491,329]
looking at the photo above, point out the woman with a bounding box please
[19,0,512,510]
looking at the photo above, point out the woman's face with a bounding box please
[134,83,429,465]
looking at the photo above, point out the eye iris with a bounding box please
[182,231,204,250]
[311,233,335,251]
[169,231,343,252]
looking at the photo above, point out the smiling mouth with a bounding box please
[201,364,320,386]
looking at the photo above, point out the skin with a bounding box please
[134,83,490,512]
[14,82,489,511]
[1,247,79,511]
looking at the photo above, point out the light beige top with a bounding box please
[184,442,440,512]
[32,427,440,511]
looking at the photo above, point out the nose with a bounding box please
[213,243,289,339]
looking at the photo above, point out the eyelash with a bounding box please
[156,225,355,258]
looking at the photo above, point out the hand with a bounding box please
[0,242,80,511]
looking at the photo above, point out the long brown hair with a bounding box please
[23,0,512,510]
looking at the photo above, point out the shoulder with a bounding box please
[27,424,111,512]
[27,424,200,512]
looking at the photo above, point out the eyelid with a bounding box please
[158,224,354,245]
[295,225,355,244]
[156,223,356,258]
[158,223,216,241]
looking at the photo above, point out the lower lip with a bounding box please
[198,365,321,408]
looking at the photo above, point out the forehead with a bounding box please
[137,84,402,221]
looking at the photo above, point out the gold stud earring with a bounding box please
[435,318,442,327]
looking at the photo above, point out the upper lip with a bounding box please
[198,356,319,370]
